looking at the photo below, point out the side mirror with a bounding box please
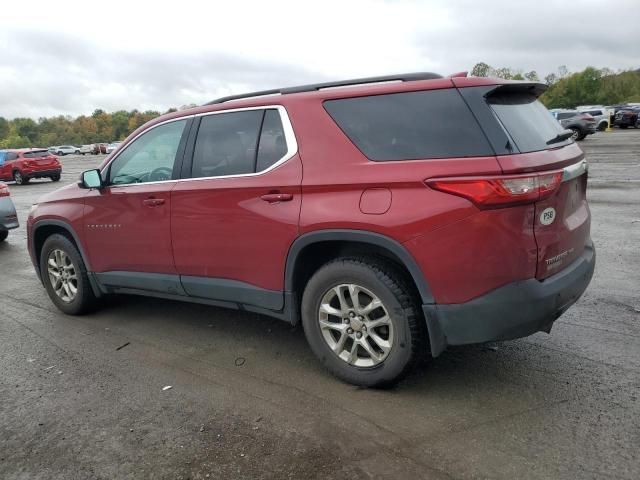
[80,169,103,189]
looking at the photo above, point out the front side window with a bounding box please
[191,109,289,178]
[108,120,187,185]
[6,152,19,161]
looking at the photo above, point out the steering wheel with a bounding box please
[149,167,173,182]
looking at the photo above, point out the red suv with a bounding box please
[0,148,62,185]
[27,73,595,387]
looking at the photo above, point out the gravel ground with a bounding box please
[0,131,639,480]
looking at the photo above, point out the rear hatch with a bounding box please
[486,86,591,279]
[23,149,59,167]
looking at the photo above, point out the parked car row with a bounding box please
[47,143,119,156]
[612,106,640,128]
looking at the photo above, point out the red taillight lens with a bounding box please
[0,183,10,197]
[427,172,562,208]
[579,113,594,120]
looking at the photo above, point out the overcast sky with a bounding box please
[1,0,639,119]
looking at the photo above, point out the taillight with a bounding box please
[426,172,562,208]
[579,113,594,120]
[0,183,10,197]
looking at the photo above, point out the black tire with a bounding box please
[597,122,607,132]
[619,125,628,129]
[75,150,80,154]
[0,230,8,242]
[301,257,425,388]
[40,234,98,315]
[51,175,61,182]
[13,170,28,185]
[576,132,587,141]
[57,151,64,156]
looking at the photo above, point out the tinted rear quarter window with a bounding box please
[256,109,288,171]
[324,89,493,161]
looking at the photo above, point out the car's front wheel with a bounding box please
[40,234,98,315]
[301,257,425,388]
[0,231,8,242]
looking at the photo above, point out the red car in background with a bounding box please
[0,148,62,185]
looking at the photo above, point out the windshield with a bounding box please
[489,93,570,152]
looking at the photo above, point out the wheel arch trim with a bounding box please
[30,219,101,296]
[284,229,434,304]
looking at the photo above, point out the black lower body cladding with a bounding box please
[424,242,595,356]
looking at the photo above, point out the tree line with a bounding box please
[2,66,639,149]
[471,63,640,108]
[0,107,186,149]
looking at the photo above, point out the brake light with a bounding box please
[579,113,594,120]
[427,172,562,208]
[0,183,10,197]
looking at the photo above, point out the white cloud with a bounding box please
[1,0,638,118]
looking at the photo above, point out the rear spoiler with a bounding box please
[484,82,548,98]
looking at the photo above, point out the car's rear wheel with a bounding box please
[0,231,8,242]
[13,170,28,185]
[301,257,425,388]
[619,125,628,129]
[51,174,61,182]
[40,234,98,315]
[597,122,607,131]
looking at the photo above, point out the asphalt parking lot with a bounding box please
[1,131,639,480]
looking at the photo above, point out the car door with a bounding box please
[171,107,302,310]
[83,118,192,291]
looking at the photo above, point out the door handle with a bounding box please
[143,197,165,207]
[260,193,293,203]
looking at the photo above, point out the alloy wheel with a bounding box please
[47,249,78,303]
[318,284,394,367]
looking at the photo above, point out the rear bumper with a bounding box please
[24,168,61,179]
[423,241,595,356]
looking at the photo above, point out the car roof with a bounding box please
[130,74,542,140]
[3,147,48,152]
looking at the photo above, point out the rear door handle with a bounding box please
[260,193,293,203]
[143,197,165,207]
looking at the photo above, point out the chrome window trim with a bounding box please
[101,105,298,188]
[561,159,588,183]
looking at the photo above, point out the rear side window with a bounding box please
[192,109,288,178]
[489,94,569,152]
[23,150,50,158]
[556,112,576,120]
[6,152,18,161]
[193,111,262,178]
[324,89,493,161]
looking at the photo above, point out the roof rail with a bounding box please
[205,72,443,105]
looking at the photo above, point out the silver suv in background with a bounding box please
[550,109,597,141]
[576,105,612,131]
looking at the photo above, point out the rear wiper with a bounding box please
[546,129,574,145]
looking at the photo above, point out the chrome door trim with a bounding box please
[100,105,298,188]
